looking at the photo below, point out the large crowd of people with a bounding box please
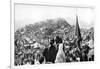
[14,17,94,66]
[14,33,94,66]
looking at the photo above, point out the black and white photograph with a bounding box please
[14,3,94,66]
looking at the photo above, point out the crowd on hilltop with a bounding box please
[14,18,94,66]
[14,31,94,66]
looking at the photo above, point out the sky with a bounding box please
[15,4,94,31]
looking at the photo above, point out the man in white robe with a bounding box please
[55,43,66,63]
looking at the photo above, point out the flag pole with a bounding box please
[75,8,82,51]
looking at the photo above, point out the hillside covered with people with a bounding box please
[14,18,94,66]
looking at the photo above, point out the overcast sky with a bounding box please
[15,4,94,31]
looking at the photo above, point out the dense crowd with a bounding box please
[14,32,94,66]
[14,18,94,66]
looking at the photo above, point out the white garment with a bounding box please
[88,49,94,59]
[55,44,66,63]
[34,59,40,64]
[88,39,94,48]
[34,42,40,48]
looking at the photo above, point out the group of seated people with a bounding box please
[14,35,94,66]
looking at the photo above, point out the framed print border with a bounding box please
[10,0,95,69]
